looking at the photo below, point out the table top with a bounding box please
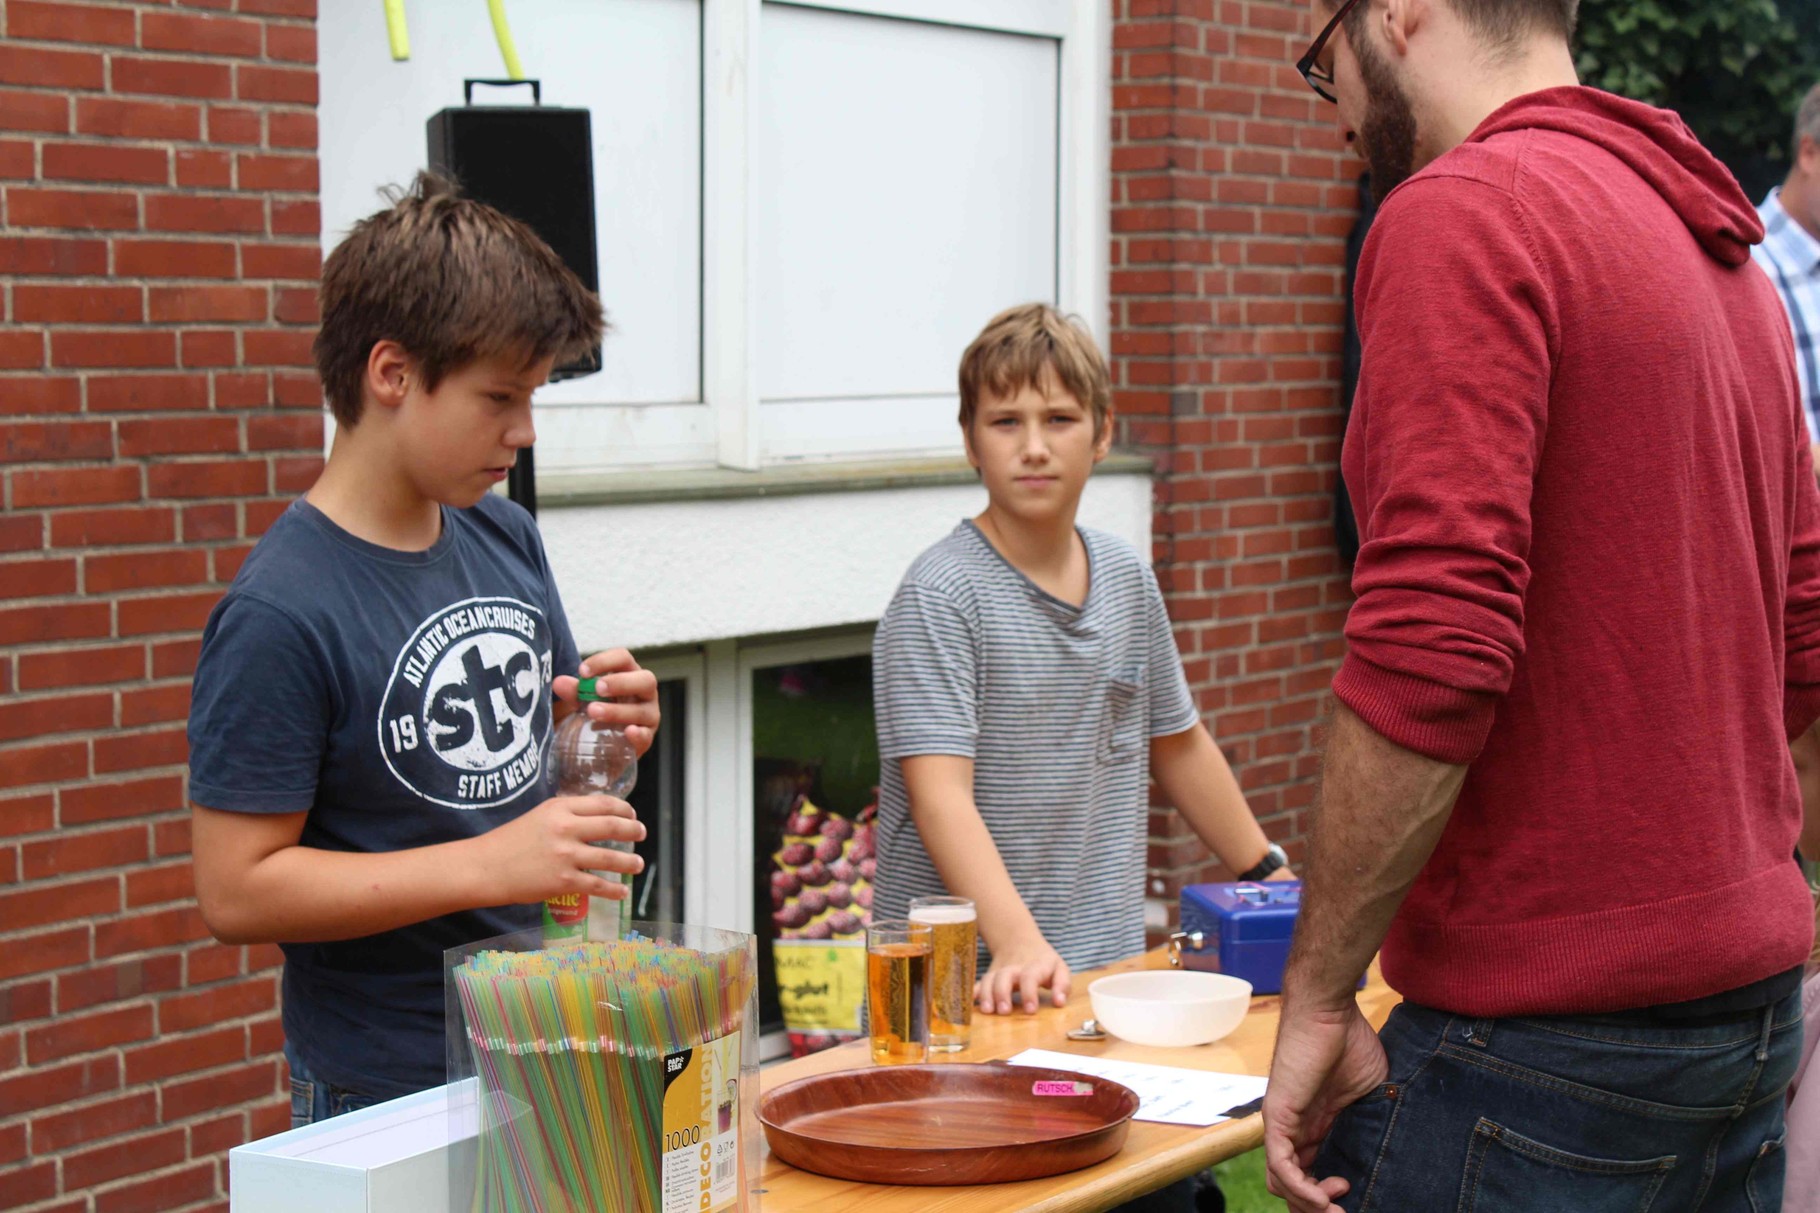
[755,950,1399,1213]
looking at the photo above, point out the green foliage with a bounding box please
[1575,0,1820,197]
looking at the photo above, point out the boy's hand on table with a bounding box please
[1264,866,1298,882]
[554,649,661,756]
[975,934,1071,1015]
[474,794,646,905]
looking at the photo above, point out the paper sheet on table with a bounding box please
[1006,1048,1269,1127]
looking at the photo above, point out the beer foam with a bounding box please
[909,904,977,925]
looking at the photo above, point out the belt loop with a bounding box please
[1462,1018,1494,1048]
[1756,1002,1775,1064]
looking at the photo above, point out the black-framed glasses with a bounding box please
[1297,0,1365,103]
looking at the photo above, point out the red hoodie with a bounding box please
[1335,87,1820,1016]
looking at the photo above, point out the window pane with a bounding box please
[626,679,686,925]
[751,656,880,1055]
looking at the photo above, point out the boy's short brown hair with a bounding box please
[958,303,1112,439]
[313,172,604,427]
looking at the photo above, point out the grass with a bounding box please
[1211,1149,1288,1212]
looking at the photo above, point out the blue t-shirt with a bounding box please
[187,494,580,1099]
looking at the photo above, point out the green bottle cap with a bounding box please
[577,676,606,702]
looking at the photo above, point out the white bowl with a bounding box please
[1087,970,1253,1048]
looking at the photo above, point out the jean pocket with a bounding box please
[328,1086,379,1118]
[1747,1133,1786,1213]
[1457,1118,1674,1213]
[288,1076,315,1129]
[1104,667,1145,759]
[1311,1082,1402,1210]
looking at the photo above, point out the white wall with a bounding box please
[544,469,1155,650]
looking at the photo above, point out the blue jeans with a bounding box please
[1313,994,1802,1212]
[286,1040,381,1128]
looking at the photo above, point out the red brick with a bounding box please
[0,878,117,935]
[120,681,190,726]
[150,285,267,323]
[152,816,189,856]
[26,1004,154,1066]
[62,1124,183,1190]
[118,417,239,458]
[0,978,51,1025]
[1,420,112,462]
[248,1097,290,1140]
[176,147,233,189]
[273,287,316,325]
[0,737,88,789]
[13,284,142,324]
[242,0,317,14]
[7,1,137,45]
[0,792,55,838]
[151,636,204,677]
[33,1090,158,1155]
[93,905,207,961]
[182,329,240,366]
[243,328,313,366]
[0,1160,56,1206]
[117,589,222,634]
[144,192,264,234]
[87,372,209,412]
[270,197,317,236]
[0,376,81,415]
[112,57,233,100]
[236,152,316,193]
[125,860,193,908]
[0,555,77,599]
[160,977,277,1035]
[185,1112,245,1162]
[141,11,265,57]
[245,498,289,533]
[0,926,88,982]
[92,724,187,774]
[0,331,44,371]
[271,455,320,492]
[186,942,240,985]
[0,234,107,275]
[95,1160,218,1213]
[264,23,317,63]
[10,463,140,507]
[240,241,318,279]
[179,504,237,543]
[0,1119,22,1165]
[0,45,104,89]
[42,142,168,185]
[76,97,202,141]
[0,691,111,743]
[5,186,137,230]
[235,65,316,105]
[59,954,182,1014]
[0,138,32,179]
[247,413,322,451]
[0,514,43,554]
[267,110,316,149]
[215,370,270,408]
[205,104,260,146]
[50,505,176,548]
[145,459,266,499]
[162,1058,278,1123]
[60,774,184,826]
[0,87,67,134]
[272,372,322,410]
[51,330,177,369]
[114,238,236,278]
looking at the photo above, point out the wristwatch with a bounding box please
[1237,843,1288,883]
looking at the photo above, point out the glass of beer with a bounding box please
[910,896,977,1052]
[865,919,932,1064]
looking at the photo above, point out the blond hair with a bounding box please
[958,303,1112,439]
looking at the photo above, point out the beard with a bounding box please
[1354,30,1419,205]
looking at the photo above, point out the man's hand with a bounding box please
[975,932,1071,1015]
[472,794,646,906]
[1263,1000,1388,1212]
[554,648,661,755]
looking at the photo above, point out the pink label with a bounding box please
[1032,1081,1093,1097]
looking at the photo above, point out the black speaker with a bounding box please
[427,79,601,384]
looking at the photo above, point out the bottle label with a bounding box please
[542,892,587,942]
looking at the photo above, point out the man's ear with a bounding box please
[364,340,414,412]
[1801,133,1820,179]
[1381,0,1423,57]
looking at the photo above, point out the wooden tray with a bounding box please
[758,1062,1140,1186]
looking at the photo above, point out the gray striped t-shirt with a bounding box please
[871,520,1200,972]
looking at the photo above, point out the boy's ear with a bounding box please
[961,419,982,470]
[365,340,415,413]
[1092,416,1113,463]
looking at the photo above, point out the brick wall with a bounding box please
[0,2,321,1208]
[1110,0,1357,922]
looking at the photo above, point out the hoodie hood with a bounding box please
[1466,86,1762,267]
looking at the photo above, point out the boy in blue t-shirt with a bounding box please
[187,174,659,1122]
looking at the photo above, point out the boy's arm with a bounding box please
[1150,722,1293,880]
[901,754,1071,1015]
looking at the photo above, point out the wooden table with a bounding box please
[756,950,1399,1212]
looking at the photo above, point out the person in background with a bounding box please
[1754,79,1820,470]
[1264,1,1820,1209]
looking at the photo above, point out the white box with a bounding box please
[229,1080,474,1213]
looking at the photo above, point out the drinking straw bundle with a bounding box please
[453,935,755,1213]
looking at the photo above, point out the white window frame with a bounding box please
[703,0,1108,470]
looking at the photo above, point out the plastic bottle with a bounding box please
[541,676,638,943]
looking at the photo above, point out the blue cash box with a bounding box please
[1172,881,1305,995]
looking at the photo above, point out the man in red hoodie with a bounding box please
[1262,1,1820,1210]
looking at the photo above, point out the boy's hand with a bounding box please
[553,648,661,756]
[1265,865,1298,882]
[474,794,646,905]
[975,933,1071,1015]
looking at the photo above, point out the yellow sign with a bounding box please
[660,1031,740,1212]
[773,939,866,1033]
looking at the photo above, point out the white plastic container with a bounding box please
[1088,970,1253,1047]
